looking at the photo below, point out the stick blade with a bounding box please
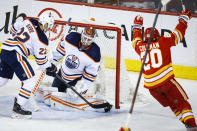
[92,102,112,110]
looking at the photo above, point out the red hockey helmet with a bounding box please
[144,27,160,42]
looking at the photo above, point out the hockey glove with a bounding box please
[46,63,57,77]
[133,15,143,31]
[77,84,89,95]
[178,9,192,25]
[80,89,88,95]
[78,87,88,95]
[119,127,131,131]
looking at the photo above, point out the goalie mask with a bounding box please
[39,12,55,32]
[144,27,160,42]
[80,27,96,50]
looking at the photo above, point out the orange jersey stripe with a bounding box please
[83,72,96,80]
[35,58,47,64]
[10,26,17,34]
[20,90,30,97]
[61,69,80,80]
[58,42,66,54]
[5,40,29,56]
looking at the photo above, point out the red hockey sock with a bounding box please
[182,109,197,127]
[169,104,184,124]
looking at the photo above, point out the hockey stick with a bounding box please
[55,74,112,111]
[180,0,188,47]
[128,2,163,115]
[120,0,171,130]
[180,0,185,11]
[60,17,72,38]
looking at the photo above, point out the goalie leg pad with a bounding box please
[35,86,58,106]
[50,92,85,111]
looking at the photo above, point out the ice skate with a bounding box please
[11,98,32,119]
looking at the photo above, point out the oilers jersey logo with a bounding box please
[65,54,80,69]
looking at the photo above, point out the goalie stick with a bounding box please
[55,74,112,112]
[119,0,171,130]
[60,17,72,38]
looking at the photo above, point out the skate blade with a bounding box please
[11,112,32,119]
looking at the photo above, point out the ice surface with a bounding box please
[0,72,197,131]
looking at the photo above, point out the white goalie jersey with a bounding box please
[1,18,51,69]
[53,32,101,91]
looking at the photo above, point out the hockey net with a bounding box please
[28,17,135,109]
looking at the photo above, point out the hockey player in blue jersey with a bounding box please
[51,24,101,95]
[0,13,57,118]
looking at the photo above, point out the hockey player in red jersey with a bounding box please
[131,9,197,130]
[0,13,57,119]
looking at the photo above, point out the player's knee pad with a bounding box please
[22,76,36,91]
[0,77,9,87]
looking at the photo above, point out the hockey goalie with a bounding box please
[35,20,112,112]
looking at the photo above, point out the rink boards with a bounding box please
[0,0,197,80]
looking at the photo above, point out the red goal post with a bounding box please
[26,17,122,109]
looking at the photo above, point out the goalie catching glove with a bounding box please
[77,83,89,95]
